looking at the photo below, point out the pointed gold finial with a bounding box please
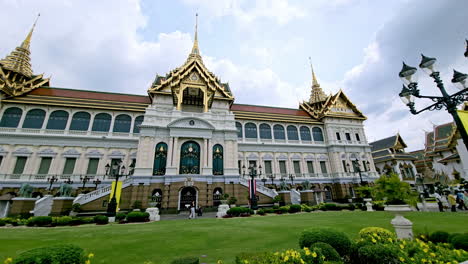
[191,13,199,55]
[21,13,40,50]
[308,57,326,104]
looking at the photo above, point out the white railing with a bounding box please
[290,189,301,204]
[0,174,114,182]
[239,177,278,198]
[73,177,133,205]
[33,195,53,216]
[0,127,139,139]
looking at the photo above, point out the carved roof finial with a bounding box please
[191,13,200,56]
[21,13,40,50]
[308,57,326,104]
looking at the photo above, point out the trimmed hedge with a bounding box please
[28,216,53,227]
[429,231,450,244]
[93,215,109,225]
[170,257,199,264]
[288,204,302,213]
[0,219,5,226]
[13,244,86,264]
[357,244,399,264]
[451,233,468,250]
[126,211,150,222]
[116,212,127,221]
[311,242,341,262]
[227,207,253,217]
[53,216,72,226]
[299,228,352,256]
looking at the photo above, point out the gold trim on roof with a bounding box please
[308,57,327,104]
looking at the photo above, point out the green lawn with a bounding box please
[1,212,467,264]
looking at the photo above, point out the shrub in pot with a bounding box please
[115,212,127,221]
[228,196,237,206]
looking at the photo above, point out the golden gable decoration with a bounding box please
[0,14,50,97]
[148,14,234,112]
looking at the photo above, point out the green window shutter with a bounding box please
[279,161,287,174]
[320,161,328,174]
[293,161,301,174]
[212,144,224,175]
[37,157,52,174]
[307,161,314,174]
[153,143,168,175]
[86,158,99,175]
[63,158,76,175]
[264,161,272,174]
[22,109,46,129]
[13,157,27,174]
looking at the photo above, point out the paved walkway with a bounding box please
[160,211,218,221]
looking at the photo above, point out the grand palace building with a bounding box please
[0,18,378,213]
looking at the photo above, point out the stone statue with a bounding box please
[302,180,311,190]
[279,181,289,191]
[19,183,33,198]
[58,183,73,197]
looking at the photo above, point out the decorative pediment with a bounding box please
[278,154,288,160]
[130,152,137,159]
[13,147,32,157]
[0,146,7,156]
[304,154,314,160]
[62,149,80,158]
[317,154,328,161]
[168,117,215,130]
[394,134,408,150]
[300,90,366,120]
[247,153,258,160]
[291,154,302,160]
[108,150,125,159]
[86,149,104,158]
[37,148,57,157]
[262,154,274,160]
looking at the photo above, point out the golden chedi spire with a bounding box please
[308,57,327,104]
[0,14,40,78]
[188,13,202,60]
[0,14,50,97]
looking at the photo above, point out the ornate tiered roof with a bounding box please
[0,15,50,97]
[370,134,416,163]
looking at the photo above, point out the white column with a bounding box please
[41,110,51,129]
[208,139,213,168]
[167,137,174,166]
[17,106,27,128]
[173,137,179,169]
[64,111,73,131]
[109,114,116,133]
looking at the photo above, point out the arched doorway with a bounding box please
[213,187,223,207]
[179,186,197,210]
[324,186,333,201]
[179,141,200,174]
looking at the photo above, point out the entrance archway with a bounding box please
[179,186,197,210]
[179,141,200,174]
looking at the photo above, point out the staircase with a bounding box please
[33,195,53,216]
[239,177,278,198]
[290,189,301,205]
[74,178,133,205]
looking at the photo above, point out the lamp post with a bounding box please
[242,164,262,210]
[64,178,73,185]
[261,177,267,185]
[92,178,102,189]
[289,174,295,187]
[269,174,275,186]
[80,175,90,189]
[105,160,126,216]
[347,161,370,185]
[398,46,468,151]
[47,175,58,191]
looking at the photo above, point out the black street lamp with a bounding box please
[269,174,275,186]
[64,178,73,185]
[80,175,90,189]
[242,164,262,210]
[47,176,58,191]
[347,161,370,185]
[398,48,468,151]
[289,174,295,187]
[93,178,102,188]
[105,160,127,216]
[261,177,267,185]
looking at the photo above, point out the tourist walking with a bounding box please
[189,201,196,219]
[434,192,444,212]
[456,191,467,210]
[448,192,457,212]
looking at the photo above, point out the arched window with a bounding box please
[150,188,163,208]
[259,124,272,139]
[133,115,144,134]
[92,113,112,132]
[46,110,69,130]
[213,144,223,175]
[312,127,324,142]
[70,112,91,131]
[153,142,168,175]
[180,141,200,174]
[235,122,243,138]
[287,125,299,140]
[22,109,46,129]
[245,123,257,138]
[273,124,285,140]
[113,114,131,133]
[300,126,312,141]
[213,187,223,206]
[0,107,23,127]
[324,186,333,201]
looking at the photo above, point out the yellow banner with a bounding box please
[109,181,123,211]
[458,110,468,130]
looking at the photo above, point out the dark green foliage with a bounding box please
[288,204,302,213]
[304,207,312,212]
[54,216,72,226]
[311,242,341,261]
[450,233,468,250]
[93,215,109,225]
[275,206,288,214]
[227,207,252,217]
[272,205,279,209]
[170,257,199,264]
[0,219,5,226]
[29,216,53,227]
[71,203,82,212]
[257,209,266,215]
[132,200,143,210]
[126,211,150,222]
[347,204,355,211]
[357,244,399,264]
[429,231,450,243]
[235,252,272,264]
[13,244,85,264]
[116,212,127,221]
[299,228,352,256]
[321,203,339,211]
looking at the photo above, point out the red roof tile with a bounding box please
[29,87,151,104]
[231,104,309,117]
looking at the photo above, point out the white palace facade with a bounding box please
[0,18,378,212]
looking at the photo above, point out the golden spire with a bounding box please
[191,13,199,55]
[308,57,326,104]
[0,14,40,78]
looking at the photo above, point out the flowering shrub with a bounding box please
[310,242,340,262]
[299,228,352,256]
[358,227,396,244]
[235,248,325,264]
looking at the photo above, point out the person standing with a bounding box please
[448,192,457,212]
[434,192,444,212]
[457,191,467,210]
[189,201,196,219]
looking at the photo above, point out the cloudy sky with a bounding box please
[1,0,467,151]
